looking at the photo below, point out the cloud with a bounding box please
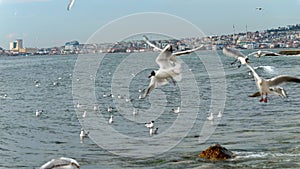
[6,33,16,39]
[2,0,50,3]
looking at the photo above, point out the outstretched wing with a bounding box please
[267,75,300,86]
[223,47,245,59]
[67,0,75,11]
[172,45,203,56]
[143,35,163,52]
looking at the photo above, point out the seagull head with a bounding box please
[148,70,156,78]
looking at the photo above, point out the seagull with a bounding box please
[139,44,183,99]
[133,108,138,116]
[223,47,250,68]
[107,106,113,113]
[80,128,89,143]
[247,50,280,58]
[36,110,43,117]
[207,112,214,121]
[217,111,222,118]
[150,127,159,136]
[109,115,113,124]
[246,63,300,102]
[67,0,75,11]
[145,121,154,128]
[82,111,87,118]
[143,35,203,63]
[172,107,180,113]
[93,105,98,111]
[256,7,263,10]
[39,157,80,169]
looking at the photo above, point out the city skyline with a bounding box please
[1,0,300,49]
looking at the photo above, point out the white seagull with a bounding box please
[145,121,154,128]
[82,111,87,118]
[109,115,113,124]
[223,47,250,68]
[36,110,43,117]
[217,111,222,118]
[67,0,75,11]
[172,107,180,113]
[39,157,80,169]
[246,63,300,102]
[80,128,89,143]
[150,127,159,136]
[93,104,98,111]
[133,108,138,116]
[207,112,214,121]
[247,50,280,58]
[139,44,183,99]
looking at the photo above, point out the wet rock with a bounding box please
[199,144,235,160]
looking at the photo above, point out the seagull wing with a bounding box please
[223,47,245,59]
[248,91,261,97]
[247,51,258,57]
[246,63,261,82]
[40,157,79,169]
[267,75,300,86]
[261,50,280,56]
[67,0,75,11]
[172,45,203,56]
[143,35,163,52]
[155,45,173,69]
[269,87,288,98]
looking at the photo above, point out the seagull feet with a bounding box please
[264,97,268,103]
[259,98,264,102]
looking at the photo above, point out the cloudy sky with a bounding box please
[0,0,300,48]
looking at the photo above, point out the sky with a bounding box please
[0,0,300,49]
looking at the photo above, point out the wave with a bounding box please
[233,151,300,159]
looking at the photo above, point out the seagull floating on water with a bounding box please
[172,107,180,113]
[39,157,80,169]
[150,127,159,136]
[207,112,214,121]
[93,105,98,111]
[109,115,113,124]
[36,110,43,117]
[82,111,87,118]
[145,121,154,128]
[217,111,222,118]
[80,128,89,143]
[133,108,138,116]
[107,106,113,113]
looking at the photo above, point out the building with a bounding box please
[9,39,23,52]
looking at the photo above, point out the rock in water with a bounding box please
[199,144,235,160]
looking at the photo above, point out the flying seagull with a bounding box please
[256,7,263,10]
[139,44,183,99]
[67,0,75,11]
[247,50,280,58]
[140,36,203,98]
[223,47,250,68]
[246,63,300,102]
[39,157,80,169]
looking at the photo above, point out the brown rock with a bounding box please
[199,144,235,160]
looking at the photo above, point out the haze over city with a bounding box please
[1,0,300,49]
